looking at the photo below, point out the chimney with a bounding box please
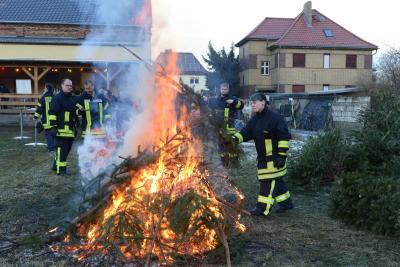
[303,1,312,27]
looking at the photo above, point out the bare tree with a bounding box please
[377,48,400,90]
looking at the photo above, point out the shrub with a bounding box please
[288,129,350,190]
[330,172,400,236]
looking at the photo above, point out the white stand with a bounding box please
[13,109,30,139]
[25,126,46,146]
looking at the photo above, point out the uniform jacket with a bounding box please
[48,91,79,138]
[208,95,244,134]
[34,91,53,129]
[235,107,291,180]
[76,92,111,137]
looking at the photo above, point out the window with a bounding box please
[323,84,329,92]
[346,55,357,68]
[261,61,270,75]
[323,54,330,69]
[293,53,305,67]
[323,29,333,37]
[292,85,305,93]
[190,77,199,85]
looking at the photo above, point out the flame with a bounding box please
[61,50,244,264]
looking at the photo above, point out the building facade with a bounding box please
[236,1,378,95]
[0,0,151,95]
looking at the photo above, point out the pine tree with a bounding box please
[202,42,242,96]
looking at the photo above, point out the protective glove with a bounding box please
[274,156,286,168]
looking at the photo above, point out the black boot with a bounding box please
[250,207,265,216]
[275,203,294,213]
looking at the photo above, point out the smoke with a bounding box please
[75,0,156,185]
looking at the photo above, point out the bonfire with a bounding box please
[50,51,247,266]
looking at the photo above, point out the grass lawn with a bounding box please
[0,126,399,266]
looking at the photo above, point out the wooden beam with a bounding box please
[21,67,34,80]
[95,70,107,81]
[33,67,39,95]
[38,67,51,80]
[110,67,124,81]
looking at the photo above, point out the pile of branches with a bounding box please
[51,129,247,266]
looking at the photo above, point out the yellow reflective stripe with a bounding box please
[258,166,287,174]
[265,139,273,156]
[34,112,40,118]
[235,101,242,109]
[263,180,276,216]
[224,108,229,122]
[56,147,61,173]
[57,133,75,138]
[49,115,57,121]
[36,102,41,107]
[226,127,236,134]
[104,102,109,110]
[84,100,91,131]
[104,114,111,119]
[76,103,83,109]
[56,161,67,167]
[276,192,291,203]
[45,97,51,127]
[99,102,103,126]
[278,152,287,156]
[258,195,274,205]
[234,132,243,143]
[278,140,289,148]
[64,112,70,122]
[258,169,287,180]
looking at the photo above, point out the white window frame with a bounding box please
[261,61,270,76]
[323,84,329,92]
[323,54,330,69]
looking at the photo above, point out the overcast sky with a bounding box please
[152,0,398,67]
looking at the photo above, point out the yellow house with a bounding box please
[236,1,378,95]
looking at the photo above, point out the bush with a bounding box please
[330,89,400,236]
[330,172,400,236]
[288,129,350,190]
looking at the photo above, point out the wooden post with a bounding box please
[22,67,51,94]
[33,67,39,94]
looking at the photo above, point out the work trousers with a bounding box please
[52,137,74,174]
[256,177,293,216]
[44,129,55,152]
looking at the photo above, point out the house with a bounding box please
[236,1,378,95]
[156,50,208,93]
[0,0,151,95]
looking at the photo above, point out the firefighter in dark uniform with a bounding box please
[233,92,294,215]
[34,83,55,153]
[75,80,111,138]
[205,82,244,166]
[48,79,78,175]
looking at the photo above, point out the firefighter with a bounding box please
[205,82,244,166]
[34,83,55,153]
[76,80,111,138]
[233,92,294,216]
[48,79,79,175]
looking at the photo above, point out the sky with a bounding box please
[152,0,399,67]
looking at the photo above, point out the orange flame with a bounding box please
[61,50,243,264]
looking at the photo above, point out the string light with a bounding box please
[67,69,72,73]
[28,67,32,71]
[80,68,84,72]
[15,68,20,73]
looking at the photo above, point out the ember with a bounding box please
[54,38,245,267]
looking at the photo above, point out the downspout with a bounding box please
[277,44,281,92]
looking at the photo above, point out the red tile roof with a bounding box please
[236,10,378,50]
[236,17,294,46]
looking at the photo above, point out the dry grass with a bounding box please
[0,126,399,266]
